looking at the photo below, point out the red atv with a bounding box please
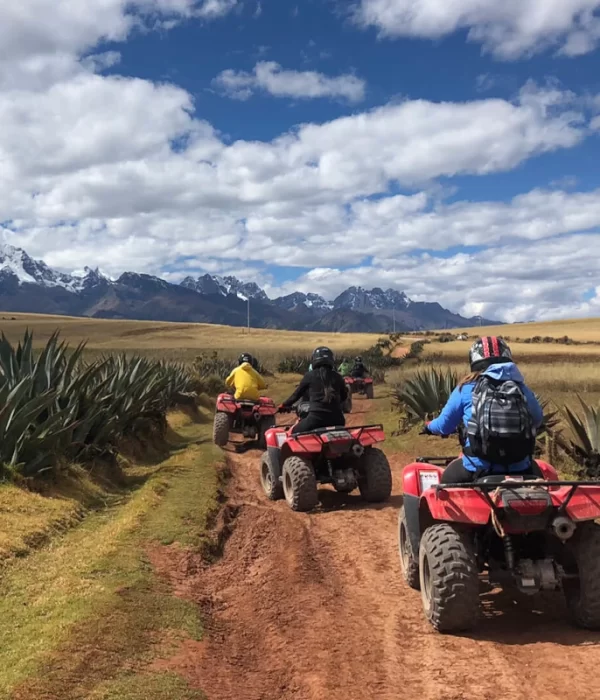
[345,375,374,400]
[260,404,392,511]
[398,452,600,633]
[213,393,277,449]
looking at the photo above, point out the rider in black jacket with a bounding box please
[351,356,368,378]
[281,347,348,434]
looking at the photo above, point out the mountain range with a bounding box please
[0,244,497,332]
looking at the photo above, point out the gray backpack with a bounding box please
[466,376,535,466]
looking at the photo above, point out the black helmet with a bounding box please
[355,356,363,363]
[312,346,334,369]
[238,352,254,366]
[469,337,512,372]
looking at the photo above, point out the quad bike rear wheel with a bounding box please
[398,506,420,590]
[260,451,283,501]
[282,455,318,512]
[213,411,230,447]
[365,383,374,399]
[564,522,600,630]
[357,447,392,503]
[419,523,480,633]
[258,415,276,449]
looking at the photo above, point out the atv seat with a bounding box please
[476,474,542,484]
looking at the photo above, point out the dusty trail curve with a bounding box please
[154,399,600,700]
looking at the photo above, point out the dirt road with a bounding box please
[154,399,600,700]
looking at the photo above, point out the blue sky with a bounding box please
[2,0,600,321]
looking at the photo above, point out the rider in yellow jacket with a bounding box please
[225,353,267,401]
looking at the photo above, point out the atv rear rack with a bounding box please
[219,396,275,406]
[435,481,600,515]
[436,480,599,489]
[291,423,384,439]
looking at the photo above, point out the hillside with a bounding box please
[0,312,379,355]
[440,317,600,343]
[0,245,497,333]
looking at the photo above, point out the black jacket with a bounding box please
[283,368,348,414]
[351,362,368,378]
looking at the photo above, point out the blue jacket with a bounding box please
[427,363,543,473]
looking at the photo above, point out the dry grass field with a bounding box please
[0,312,379,360]
[447,316,600,342]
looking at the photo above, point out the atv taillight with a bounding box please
[507,499,549,515]
[500,488,553,532]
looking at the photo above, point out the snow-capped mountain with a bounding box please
[181,273,268,302]
[0,245,111,293]
[0,243,498,331]
[333,286,410,311]
[272,291,332,311]
[0,244,79,291]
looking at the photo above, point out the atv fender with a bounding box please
[403,494,422,563]
[264,429,283,476]
[423,488,491,525]
[536,459,559,481]
[215,393,239,414]
[267,446,282,480]
[403,463,491,526]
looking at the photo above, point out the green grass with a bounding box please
[0,412,221,700]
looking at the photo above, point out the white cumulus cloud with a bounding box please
[214,61,367,102]
[355,0,600,59]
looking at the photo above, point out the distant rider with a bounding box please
[280,347,348,434]
[350,356,368,378]
[423,337,543,484]
[225,353,267,401]
[337,357,351,376]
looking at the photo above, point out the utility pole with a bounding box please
[393,308,396,334]
[247,297,250,333]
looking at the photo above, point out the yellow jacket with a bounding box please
[225,362,267,401]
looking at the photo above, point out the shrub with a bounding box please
[392,366,458,423]
[371,368,386,384]
[277,355,312,374]
[405,341,427,359]
[194,352,234,380]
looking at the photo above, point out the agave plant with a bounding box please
[277,355,312,374]
[393,366,458,422]
[561,397,600,479]
[0,332,198,477]
[532,396,563,461]
[0,330,87,394]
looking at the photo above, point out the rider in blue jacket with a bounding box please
[425,337,543,483]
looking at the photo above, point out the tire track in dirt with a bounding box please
[153,398,600,700]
